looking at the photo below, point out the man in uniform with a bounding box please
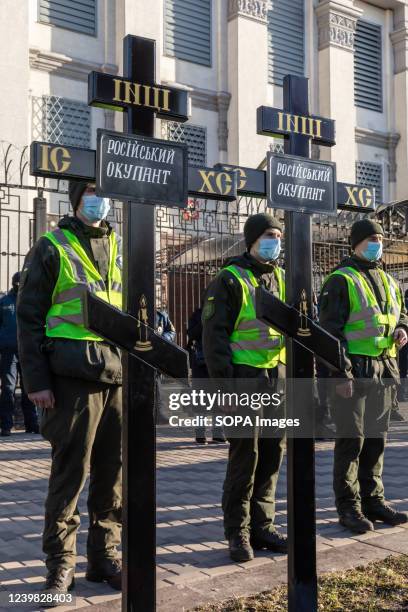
[202,213,287,562]
[320,219,408,534]
[17,182,123,598]
[0,272,39,435]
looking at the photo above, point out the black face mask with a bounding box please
[12,284,19,293]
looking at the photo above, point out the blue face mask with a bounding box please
[82,195,111,222]
[362,241,383,262]
[258,238,281,261]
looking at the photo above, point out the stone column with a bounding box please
[316,0,362,182]
[227,0,269,166]
[391,5,408,201]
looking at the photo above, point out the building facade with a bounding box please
[2,0,407,200]
[1,0,408,307]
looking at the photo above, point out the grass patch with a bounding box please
[194,555,408,611]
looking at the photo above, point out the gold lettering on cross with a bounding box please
[113,79,123,102]
[216,172,232,196]
[39,145,71,173]
[198,170,216,194]
[289,114,300,134]
[359,187,373,208]
[50,147,71,173]
[345,186,359,207]
[313,119,322,139]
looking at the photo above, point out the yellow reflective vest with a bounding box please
[325,266,401,358]
[44,227,122,341]
[225,264,286,369]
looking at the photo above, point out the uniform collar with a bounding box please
[58,215,111,238]
[243,252,277,275]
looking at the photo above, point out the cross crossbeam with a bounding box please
[30,141,375,212]
[83,293,189,380]
[255,287,342,371]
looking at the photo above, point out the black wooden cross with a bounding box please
[256,75,337,612]
[30,38,190,612]
[87,36,190,612]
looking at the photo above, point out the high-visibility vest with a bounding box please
[44,227,122,341]
[326,266,401,357]
[225,264,286,369]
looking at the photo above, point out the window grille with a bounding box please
[270,141,284,154]
[32,96,91,149]
[354,20,382,112]
[356,161,383,201]
[164,0,211,66]
[268,0,305,85]
[39,0,96,36]
[164,122,207,167]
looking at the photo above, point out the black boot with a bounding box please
[42,567,75,607]
[251,529,287,553]
[339,508,374,534]
[228,532,254,562]
[364,503,408,526]
[86,558,122,591]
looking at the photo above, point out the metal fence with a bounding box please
[1,140,408,348]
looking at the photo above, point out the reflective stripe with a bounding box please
[53,285,86,304]
[235,319,278,333]
[47,313,84,330]
[231,337,282,351]
[346,329,387,341]
[52,229,89,284]
[111,281,122,292]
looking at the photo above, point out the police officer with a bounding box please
[202,213,287,562]
[17,182,123,598]
[0,272,38,435]
[320,219,408,534]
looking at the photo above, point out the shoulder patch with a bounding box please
[202,299,215,320]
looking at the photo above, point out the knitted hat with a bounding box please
[350,219,384,249]
[68,180,88,212]
[244,213,283,250]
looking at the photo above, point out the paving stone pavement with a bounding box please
[0,409,407,612]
